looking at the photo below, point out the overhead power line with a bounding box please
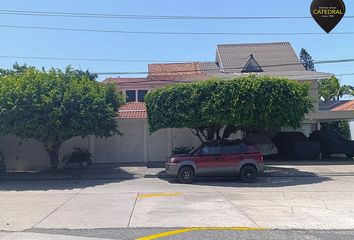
[91,62,354,75]
[1,54,354,65]
[93,71,354,77]
[1,9,353,20]
[1,53,352,77]
[315,59,354,64]
[0,55,191,63]
[1,24,354,36]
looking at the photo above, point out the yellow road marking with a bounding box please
[136,227,266,240]
[137,192,183,199]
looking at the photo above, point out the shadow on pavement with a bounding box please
[157,166,332,188]
[265,157,354,166]
[0,178,130,191]
[0,164,140,191]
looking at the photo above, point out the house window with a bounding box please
[241,54,263,73]
[138,90,148,102]
[126,90,136,102]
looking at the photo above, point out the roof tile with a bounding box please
[117,102,147,119]
[331,100,354,111]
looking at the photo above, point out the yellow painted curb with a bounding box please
[137,192,183,199]
[136,227,266,240]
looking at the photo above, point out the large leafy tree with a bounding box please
[318,76,353,139]
[0,66,124,169]
[0,63,98,80]
[0,63,35,77]
[145,75,313,142]
[319,76,353,101]
[299,48,316,71]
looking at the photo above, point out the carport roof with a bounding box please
[332,100,354,111]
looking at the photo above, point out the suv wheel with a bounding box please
[346,154,354,159]
[177,166,195,184]
[239,165,257,183]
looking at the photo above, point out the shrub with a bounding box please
[63,148,93,168]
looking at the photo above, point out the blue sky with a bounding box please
[0,0,353,90]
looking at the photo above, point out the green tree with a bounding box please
[319,76,353,101]
[72,69,98,81]
[0,63,98,80]
[0,66,124,169]
[321,121,351,140]
[318,76,353,139]
[0,63,35,77]
[145,75,313,142]
[299,48,316,71]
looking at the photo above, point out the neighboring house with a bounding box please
[319,100,354,111]
[107,42,354,137]
[1,42,354,170]
[327,100,354,140]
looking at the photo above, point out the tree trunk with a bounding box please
[44,143,62,170]
[222,125,239,139]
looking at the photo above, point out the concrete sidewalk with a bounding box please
[1,166,354,231]
[2,160,354,181]
[0,232,116,240]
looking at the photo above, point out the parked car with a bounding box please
[245,133,278,156]
[165,140,264,184]
[309,129,354,158]
[273,132,321,159]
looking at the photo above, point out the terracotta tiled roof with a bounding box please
[319,100,352,111]
[117,102,147,119]
[146,62,210,81]
[103,42,334,88]
[147,73,210,81]
[331,100,354,111]
[148,62,201,76]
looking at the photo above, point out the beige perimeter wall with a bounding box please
[0,119,203,171]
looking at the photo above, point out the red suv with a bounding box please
[165,140,264,183]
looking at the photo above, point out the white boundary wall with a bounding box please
[0,119,203,171]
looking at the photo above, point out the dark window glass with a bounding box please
[241,56,263,73]
[200,146,221,155]
[221,143,248,154]
[138,90,148,102]
[126,90,136,102]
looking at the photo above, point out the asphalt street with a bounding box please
[1,229,354,240]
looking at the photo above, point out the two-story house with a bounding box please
[2,42,354,170]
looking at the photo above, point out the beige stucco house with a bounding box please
[1,42,354,170]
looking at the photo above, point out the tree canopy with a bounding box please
[0,66,124,169]
[318,76,353,139]
[145,75,314,142]
[319,76,354,102]
[299,48,316,71]
[0,63,98,80]
[0,63,35,77]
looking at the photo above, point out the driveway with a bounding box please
[0,163,354,233]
